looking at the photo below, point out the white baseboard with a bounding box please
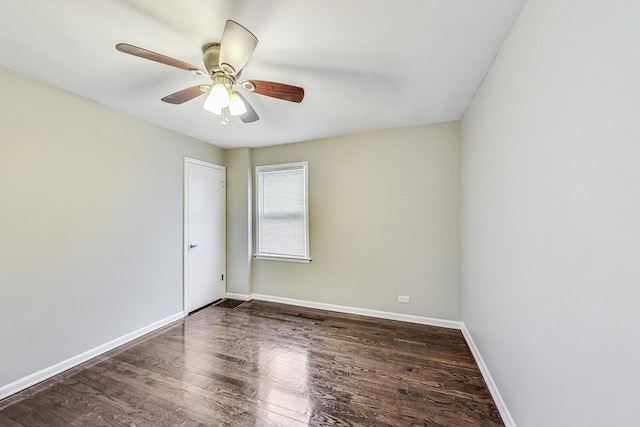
[461,325,516,427]
[225,292,252,301]
[0,311,185,401]
[2,293,513,426]
[250,293,463,330]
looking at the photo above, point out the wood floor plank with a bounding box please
[76,369,202,426]
[0,410,27,427]
[0,300,503,426]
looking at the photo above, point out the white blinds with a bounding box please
[257,164,308,258]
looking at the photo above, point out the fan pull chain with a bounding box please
[221,107,229,125]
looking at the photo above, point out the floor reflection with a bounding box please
[257,344,311,425]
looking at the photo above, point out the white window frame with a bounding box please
[254,161,311,263]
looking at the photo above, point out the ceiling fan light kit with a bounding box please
[204,76,230,110]
[228,92,247,116]
[115,20,304,126]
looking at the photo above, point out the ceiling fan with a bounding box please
[116,20,304,125]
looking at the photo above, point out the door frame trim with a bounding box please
[183,157,226,315]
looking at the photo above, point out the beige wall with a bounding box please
[461,0,640,424]
[224,148,252,296]
[0,67,223,388]
[249,123,461,320]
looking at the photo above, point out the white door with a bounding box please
[184,158,226,314]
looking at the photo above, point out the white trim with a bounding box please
[0,312,184,401]
[254,161,310,261]
[183,157,226,314]
[184,157,222,168]
[254,255,311,264]
[251,293,463,329]
[225,292,252,301]
[461,325,516,427]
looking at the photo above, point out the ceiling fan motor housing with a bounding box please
[202,43,222,76]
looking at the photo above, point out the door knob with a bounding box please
[189,244,198,249]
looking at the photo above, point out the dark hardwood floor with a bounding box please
[0,301,503,426]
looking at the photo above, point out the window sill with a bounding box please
[254,254,312,264]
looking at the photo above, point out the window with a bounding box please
[255,162,310,263]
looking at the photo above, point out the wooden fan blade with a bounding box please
[116,43,208,76]
[246,80,304,103]
[235,92,259,123]
[219,20,258,75]
[161,85,210,104]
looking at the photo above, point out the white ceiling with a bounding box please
[0,0,525,148]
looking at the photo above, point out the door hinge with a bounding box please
[221,274,224,281]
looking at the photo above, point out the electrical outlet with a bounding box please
[398,295,410,304]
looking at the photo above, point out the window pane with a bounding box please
[257,165,308,258]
